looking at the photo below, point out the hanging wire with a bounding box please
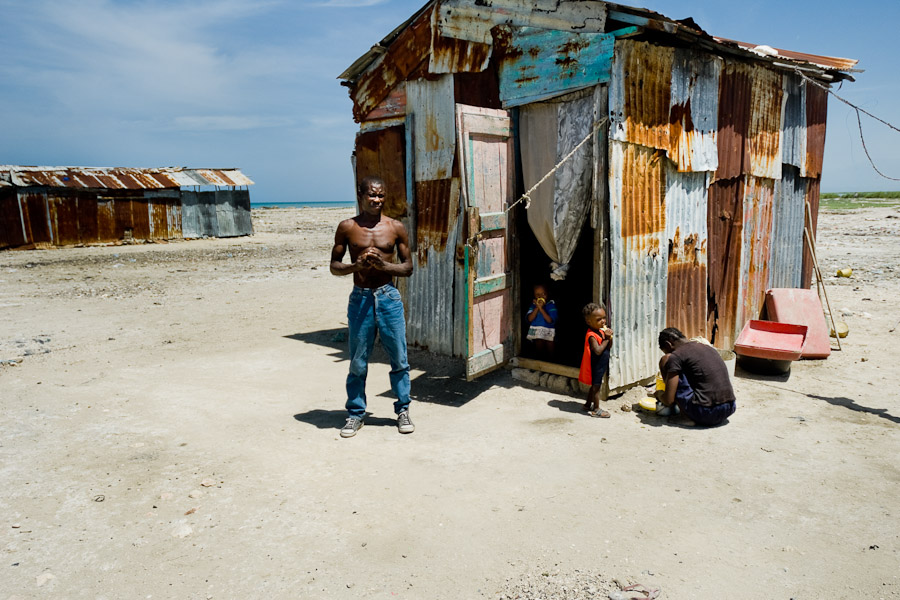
[796,69,900,181]
[466,116,608,247]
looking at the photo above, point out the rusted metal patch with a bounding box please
[430,5,492,75]
[715,61,752,180]
[351,7,432,123]
[747,65,784,179]
[738,176,774,340]
[3,167,253,190]
[364,84,407,122]
[611,141,666,238]
[48,193,80,246]
[804,82,828,178]
[21,192,51,246]
[801,176,821,288]
[669,48,721,173]
[0,189,24,249]
[665,167,708,339]
[414,178,458,262]
[132,200,151,240]
[354,124,408,219]
[610,40,674,154]
[706,176,744,350]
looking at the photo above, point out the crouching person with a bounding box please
[657,327,736,427]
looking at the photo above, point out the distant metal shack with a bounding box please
[338,0,858,389]
[0,166,254,250]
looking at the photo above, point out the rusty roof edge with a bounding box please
[713,36,859,73]
[0,166,254,188]
[338,0,436,82]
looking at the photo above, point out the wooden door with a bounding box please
[456,104,515,380]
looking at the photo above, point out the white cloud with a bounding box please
[310,0,388,7]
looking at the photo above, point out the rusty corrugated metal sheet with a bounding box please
[747,65,784,179]
[669,48,721,173]
[1,166,253,190]
[610,40,674,154]
[801,176,821,289]
[781,73,805,171]
[21,192,51,246]
[707,176,744,349]
[715,61,752,180]
[430,6,491,75]
[737,176,775,339]
[768,165,805,290]
[804,81,828,178]
[350,6,432,122]
[407,75,457,181]
[354,124,408,219]
[665,165,708,339]
[364,84,407,122]
[48,193,80,246]
[0,189,24,249]
[400,177,462,356]
[712,36,859,72]
[608,140,667,389]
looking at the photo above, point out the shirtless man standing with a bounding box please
[330,176,414,438]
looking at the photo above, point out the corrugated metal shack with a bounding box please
[0,166,254,250]
[338,0,858,388]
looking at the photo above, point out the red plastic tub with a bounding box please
[734,320,808,375]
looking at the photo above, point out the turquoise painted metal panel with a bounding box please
[607,140,668,390]
[669,48,721,173]
[498,27,614,108]
[768,165,805,290]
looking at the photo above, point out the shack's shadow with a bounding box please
[807,394,900,425]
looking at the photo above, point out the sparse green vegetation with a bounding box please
[820,192,900,210]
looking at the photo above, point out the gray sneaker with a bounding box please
[397,410,415,434]
[340,416,364,438]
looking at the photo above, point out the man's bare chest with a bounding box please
[348,223,396,252]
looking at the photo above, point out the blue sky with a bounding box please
[1,0,898,203]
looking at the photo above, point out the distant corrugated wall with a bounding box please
[665,164,708,339]
[608,141,667,389]
[738,176,775,337]
[769,165,805,290]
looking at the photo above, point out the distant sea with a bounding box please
[251,201,356,209]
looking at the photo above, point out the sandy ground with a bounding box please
[1,205,899,600]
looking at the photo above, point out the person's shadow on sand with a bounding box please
[293,409,396,429]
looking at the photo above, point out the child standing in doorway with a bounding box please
[526,284,558,360]
[579,303,613,418]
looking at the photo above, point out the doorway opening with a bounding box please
[516,207,595,370]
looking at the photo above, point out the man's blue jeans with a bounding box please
[346,283,411,418]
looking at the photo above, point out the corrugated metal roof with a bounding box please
[712,36,859,72]
[665,165,709,340]
[0,166,253,189]
[610,40,673,154]
[768,165,805,290]
[737,176,775,340]
[608,140,667,389]
[669,48,721,173]
[747,65,784,180]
